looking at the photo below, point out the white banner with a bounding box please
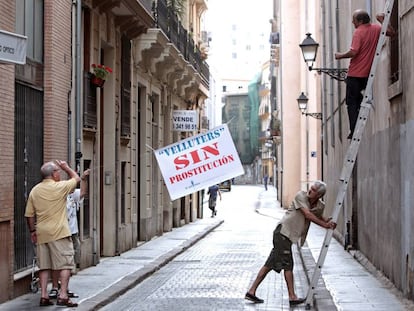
[0,30,27,65]
[172,110,198,132]
[154,124,244,201]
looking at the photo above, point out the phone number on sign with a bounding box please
[174,123,197,131]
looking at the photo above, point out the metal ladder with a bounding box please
[305,0,394,308]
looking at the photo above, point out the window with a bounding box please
[389,1,399,83]
[15,0,43,62]
[121,36,131,137]
[83,9,97,129]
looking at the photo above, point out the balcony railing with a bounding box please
[153,0,209,87]
[140,0,153,14]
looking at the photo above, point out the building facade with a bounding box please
[1,0,209,302]
[319,0,414,300]
[276,0,414,301]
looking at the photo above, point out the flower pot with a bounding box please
[91,75,105,87]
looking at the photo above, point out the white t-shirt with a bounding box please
[67,189,83,234]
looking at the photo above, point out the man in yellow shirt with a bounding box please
[25,160,80,307]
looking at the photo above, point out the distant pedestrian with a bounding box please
[245,181,336,306]
[25,160,80,307]
[207,184,222,217]
[335,10,395,139]
[263,174,268,191]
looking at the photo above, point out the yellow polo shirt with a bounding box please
[25,178,77,244]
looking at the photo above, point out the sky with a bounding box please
[204,0,273,92]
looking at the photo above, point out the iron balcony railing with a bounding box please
[139,0,153,14]
[153,0,209,87]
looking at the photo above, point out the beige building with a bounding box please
[273,0,321,208]
[0,0,209,302]
[275,0,414,302]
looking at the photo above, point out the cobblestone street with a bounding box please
[100,185,307,310]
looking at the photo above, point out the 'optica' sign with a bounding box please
[0,30,27,65]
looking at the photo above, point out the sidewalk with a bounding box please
[304,225,414,310]
[0,217,224,311]
[257,187,413,311]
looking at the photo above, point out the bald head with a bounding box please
[353,9,371,24]
[41,161,58,179]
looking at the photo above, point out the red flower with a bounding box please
[91,64,112,80]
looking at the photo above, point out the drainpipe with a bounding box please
[115,103,120,256]
[305,0,309,191]
[75,0,82,173]
[278,0,283,205]
[68,91,72,163]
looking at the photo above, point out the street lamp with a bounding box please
[299,33,348,82]
[297,92,322,120]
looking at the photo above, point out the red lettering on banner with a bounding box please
[169,154,235,184]
[173,142,220,170]
[174,156,190,170]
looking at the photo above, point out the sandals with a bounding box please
[48,288,59,299]
[49,287,79,298]
[57,297,78,307]
[39,297,54,306]
[57,281,79,298]
[68,289,79,298]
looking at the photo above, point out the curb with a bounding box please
[77,220,224,311]
[297,243,337,310]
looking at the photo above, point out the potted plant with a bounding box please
[91,64,112,87]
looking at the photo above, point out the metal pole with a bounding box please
[75,0,82,172]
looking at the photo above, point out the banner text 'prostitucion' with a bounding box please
[169,154,235,184]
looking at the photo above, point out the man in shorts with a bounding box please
[48,168,90,300]
[25,160,80,307]
[245,181,336,306]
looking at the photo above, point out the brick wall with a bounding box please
[0,0,16,302]
[43,0,73,162]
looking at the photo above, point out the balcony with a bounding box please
[93,0,154,38]
[93,0,209,95]
[152,0,209,89]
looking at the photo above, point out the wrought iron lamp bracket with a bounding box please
[311,67,348,82]
[302,112,322,119]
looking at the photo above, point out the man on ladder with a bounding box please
[304,1,395,309]
[335,10,396,139]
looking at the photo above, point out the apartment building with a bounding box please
[0,0,209,302]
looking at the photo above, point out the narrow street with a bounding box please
[100,185,307,310]
[2,184,412,310]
